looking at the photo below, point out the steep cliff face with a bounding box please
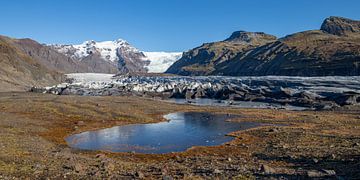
[166,16,360,76]
[116,44,150,74]
[0,36,63,92]
[321,16,360,36]
[224,31,277,45]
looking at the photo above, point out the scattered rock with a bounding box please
[307,170,325,177]
[95,154,106,159]
[260,164,275,174]
[268,128,279,133]
[162,175,173,180]
[213,169,222,174]
[312,158,319,163]
[322,169,336,176]
[74,163,85,173]
[136,171,145,179]
[101,159,115,172]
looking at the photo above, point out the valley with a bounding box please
[0,11,359,179]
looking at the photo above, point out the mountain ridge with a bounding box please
[0,35,64,92]
[49,40,182,73]
[166,16,360,76]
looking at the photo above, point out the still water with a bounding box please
[66,112,264,154]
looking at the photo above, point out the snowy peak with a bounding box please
[51,39,141,62]
[49,39,183,73]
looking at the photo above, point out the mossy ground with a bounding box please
[0,92,359,179]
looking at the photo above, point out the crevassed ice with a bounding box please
[143,52,182,73]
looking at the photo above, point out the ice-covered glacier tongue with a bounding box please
[142,52,182,73]
[39,74,360,110]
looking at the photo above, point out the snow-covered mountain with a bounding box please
[49,39,182,73]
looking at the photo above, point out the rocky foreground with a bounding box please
[34,74,360,110]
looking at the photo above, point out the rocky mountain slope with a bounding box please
[50,40,182,74]
[166,16,360,76]
[166,31,277,75]
[0,35,181,91]
[0,36,64,91]
[11,38,90,73]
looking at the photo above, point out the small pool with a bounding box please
[66,112,264,154]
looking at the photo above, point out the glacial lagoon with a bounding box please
[66,112,265,154]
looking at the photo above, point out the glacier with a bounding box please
[50,39,182,73]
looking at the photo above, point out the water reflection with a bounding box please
[66,112,263,154]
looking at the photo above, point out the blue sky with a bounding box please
[0,0,359,51]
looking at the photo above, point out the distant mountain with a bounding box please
[166,16,360,76]
[50,40,182,73]
[0,36,64,92]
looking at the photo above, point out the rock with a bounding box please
[312,158,319,163]
[62,164,72,170]
[77,121,85,126]
[170,87,185,98]
[30,87,47,93]
[101,159,115,172]
[321,16,360,36]
[229,93,244,101]
[307,170,326,177]
[135,171,145,179]
[330,154,336,159]
[321,169,336,176]
[175,155,184,163]
[74,163,84,173]
[162,175,173,180]
[260,164,275,174]
[195,87,207,98]
[268,128,279,133]
[95,154,106,159]
[278,87,295,98]
[213,169,222,174]
[185,90,195,99]
[333,93,359,106]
